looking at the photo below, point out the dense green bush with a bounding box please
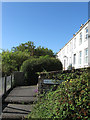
[20,56,62,85]
[2,41,56,76]
[42,67,90,81]
[27,68,90,119]
[2,50,31,76]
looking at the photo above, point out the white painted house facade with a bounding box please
[57,19,90,70]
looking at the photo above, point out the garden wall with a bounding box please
[38,67,90,95]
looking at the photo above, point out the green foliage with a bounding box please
[2,41,56,76]
[67,64,72,70]
[34,46,55,57]
[11,41,35,56]
[27,68,90,119]
[2,50,31,76]
[20,56,62,85]
[12,41,55,57]
[43,68,88,81]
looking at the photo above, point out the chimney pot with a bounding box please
[80,24,84,29]
[73,34,75,37]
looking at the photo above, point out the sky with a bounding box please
[2,2,88,53]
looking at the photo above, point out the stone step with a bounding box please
[3,86,38,104]
[4,96,37,104]
[7,86,37,97]
[2,104,33,120]
[2,86,37,120]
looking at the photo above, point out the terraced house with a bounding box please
[57,19,90,70]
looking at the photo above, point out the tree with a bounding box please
[2,50,17,76]
[2,50,31,76]
[2,41,56,75]
[11,42,55,57]
[34,46,55,57]
[11,41,35,56]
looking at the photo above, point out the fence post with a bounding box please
[4,75,7,94]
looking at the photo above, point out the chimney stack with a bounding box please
[73,34,75,37]
[80,24,84,29]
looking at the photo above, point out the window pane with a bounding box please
[86,27,88,33]
[85,48,88,63]
[73,54,76,64]
[79,33,82,45]
[86,34,88,39]
[79,51,82,64]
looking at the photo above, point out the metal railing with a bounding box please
[1,74,14,95]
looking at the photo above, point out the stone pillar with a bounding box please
[38,75,44,96]
[13,71,24,86]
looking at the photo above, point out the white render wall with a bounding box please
[57,20,90,70]
[88,20,90,67]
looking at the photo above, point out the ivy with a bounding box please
[26,68,90,119]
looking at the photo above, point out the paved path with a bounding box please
[2,85,37,120]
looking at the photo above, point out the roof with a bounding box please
[57,19,90,54]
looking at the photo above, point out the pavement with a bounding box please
[1,85,37,120]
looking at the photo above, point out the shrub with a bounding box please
[27,69,89,119]
[2,50,31,76]
[20,56,62,85]
[43,67,89,81]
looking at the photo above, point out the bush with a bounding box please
[42,67,89,81]
[2,50,31,76]
[20,56,62,85]
[27,68,89,119]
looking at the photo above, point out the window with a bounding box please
[69,57,71,65]
[86,34,88,39]
[79,32,82,45]
[84,48,88,63]
[85,27,88,40]
[79,51,82,64]
[85,27,88,33]
[73,54,76,64]
[67,58,68,65]
[74,38,76,49]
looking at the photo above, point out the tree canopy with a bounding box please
[2,41,57,76]
[11,41,55,57]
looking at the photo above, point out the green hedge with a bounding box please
[41,67,90,81]
[27,68,90,119]
[20,56,62,85]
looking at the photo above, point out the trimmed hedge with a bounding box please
[42,67,90,80]
[27,68,90,119]
[20,56,62,85]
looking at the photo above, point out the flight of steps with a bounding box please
[2,86,37,120]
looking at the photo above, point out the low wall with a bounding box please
[37,67,90,96]
[38,71,63,96]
